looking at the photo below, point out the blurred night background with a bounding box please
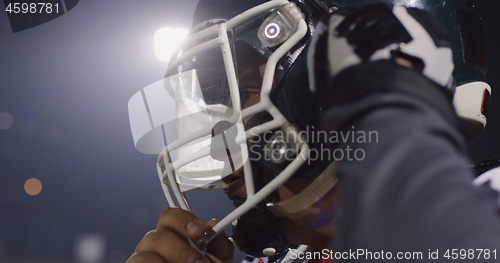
[0,0,499,262]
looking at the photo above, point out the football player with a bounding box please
[126,0,494,262]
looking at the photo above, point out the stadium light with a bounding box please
[154,27,189,62]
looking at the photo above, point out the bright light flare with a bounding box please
[154,27,189,62]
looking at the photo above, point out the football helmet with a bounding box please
[129,0,337,255]
[128,0,489,257]
[343,0,490,140]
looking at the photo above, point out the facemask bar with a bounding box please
[156,0,310,249]
[158,21,247,212]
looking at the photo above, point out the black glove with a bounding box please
[307,3,459,125]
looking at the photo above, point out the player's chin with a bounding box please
[226,177,247,200]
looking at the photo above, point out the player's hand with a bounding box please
[307,3,454,93]
[126,207,234,263]
[307,3,461,127]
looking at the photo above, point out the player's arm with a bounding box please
[310,3,500,254]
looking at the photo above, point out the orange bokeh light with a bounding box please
[24,178,42,196]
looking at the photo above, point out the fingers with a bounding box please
[126,251,166,263]
[206,219,234,263]
[131,208,210,263]
[157,207,208,240]
[131,208,232,263]
[205,253,225,263]
[135,229,209,263]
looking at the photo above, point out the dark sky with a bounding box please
[0,0,500,262]
[0,0,239,262]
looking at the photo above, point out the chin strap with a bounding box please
[266,161,337,217]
